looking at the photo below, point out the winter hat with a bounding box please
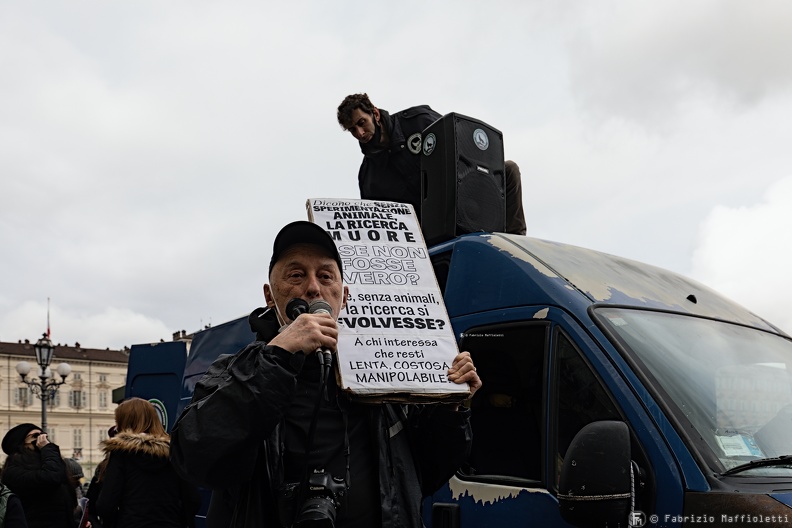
[64,457,84,479]
[2,423,40,455]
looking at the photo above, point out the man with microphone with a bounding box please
[171,220,480,528]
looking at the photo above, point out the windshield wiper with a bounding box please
[722,455,792,476]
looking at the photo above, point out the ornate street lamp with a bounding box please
[16,333,71,433]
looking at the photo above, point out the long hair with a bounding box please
[114,397,167,437]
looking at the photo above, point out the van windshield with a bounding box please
[596,308,792,476]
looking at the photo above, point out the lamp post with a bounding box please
[16,333,71,433]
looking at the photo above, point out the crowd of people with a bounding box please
[1,93,505,528]
[0,217,482,528]
[0,398,199,528]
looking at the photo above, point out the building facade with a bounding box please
[0,338,129,480]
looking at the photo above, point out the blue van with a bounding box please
[126,232,792,527]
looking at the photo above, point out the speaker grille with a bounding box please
[454,116,505,234]
[456,159,505,233]
[420,112,506,245]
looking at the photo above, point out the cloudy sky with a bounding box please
[2,1,792,350]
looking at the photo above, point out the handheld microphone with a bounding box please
[286,298,327,367]
[308,300,333,316]
[286,298,310,321]
[309,300,334,365]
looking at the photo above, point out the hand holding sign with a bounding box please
[307,198,469,401]
[448,351,482,397]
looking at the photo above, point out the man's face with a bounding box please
[346,107,379,144]
[24,429,42,450]
[265,244,348,324]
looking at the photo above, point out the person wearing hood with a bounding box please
[95,398,200,528]
[63,457,85,526]
[1,423,76,528]
[336,92,526,235]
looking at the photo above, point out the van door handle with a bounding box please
[432,503,460,528]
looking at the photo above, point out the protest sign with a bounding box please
[306,198,468,402]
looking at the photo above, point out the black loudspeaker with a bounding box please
[420,113,505,246]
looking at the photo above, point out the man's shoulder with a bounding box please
[394,105,441,121]
[391,106,442,142]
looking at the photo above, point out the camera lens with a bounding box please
[294,496,337,528]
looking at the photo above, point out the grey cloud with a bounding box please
[567,1,792,124]
[3,0,792,350]
[690,175,792,334]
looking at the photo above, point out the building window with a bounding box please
[73,373,82,381]
[99,374,108,383]
[98,391,108,409]
[70,390,87,409]
[45,392,61,409]
[98,427,108,442]
[14,387,33,407]
[73,428,83,449]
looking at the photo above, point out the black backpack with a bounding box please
[0,483,17,528]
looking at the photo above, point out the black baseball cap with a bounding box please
[269,221,343,277]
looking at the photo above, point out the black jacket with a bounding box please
[2,443,76,528]
[171,308,472,528]
[95,432,200,528]
[0,483,28,528]
[358,105,442,218]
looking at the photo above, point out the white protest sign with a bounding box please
[307,198,468,400]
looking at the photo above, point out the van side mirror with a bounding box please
[558,421,632,527]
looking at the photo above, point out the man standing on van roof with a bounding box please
[337,92,527,234]
[171,220,481,528]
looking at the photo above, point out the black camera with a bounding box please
[278,469,347,528]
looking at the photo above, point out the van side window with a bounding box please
[460,322,548,483]
[553,331,622,487]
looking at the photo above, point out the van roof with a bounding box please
[435,233,781,334]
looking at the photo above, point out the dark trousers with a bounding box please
[505,160,526,235]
